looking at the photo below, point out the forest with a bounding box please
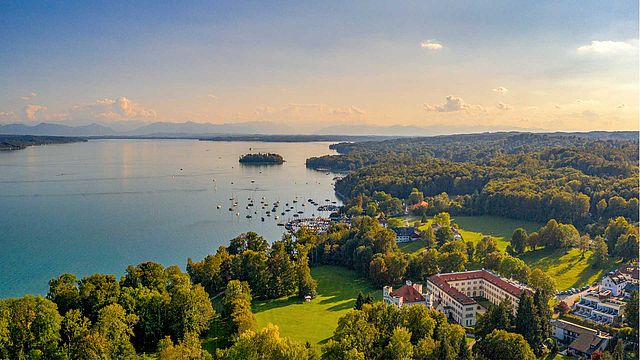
[307,133,639,232]
[0,135,86,151]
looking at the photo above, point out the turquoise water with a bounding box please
[0,140,342,297]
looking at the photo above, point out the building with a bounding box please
[383,281,432,308]
[425,269,528,327]
[391,227,419,243]
[573,291,626,325]
[601,262,639,296]
[551,319,611,358]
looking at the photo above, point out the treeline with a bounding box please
[187,232,317,300]
[307,133,639,229]
[0,135,86,151]
[1,263,214,359]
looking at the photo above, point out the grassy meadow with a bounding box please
[252,265,379,347]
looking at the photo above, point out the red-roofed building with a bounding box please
[425,270,528,326]
[383,281,432,308]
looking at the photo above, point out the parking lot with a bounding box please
[555,285,598,307]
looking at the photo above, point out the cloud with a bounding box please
[492,86,509,94]
[577,40,638,55]
[69,96,157,121]
[423,96,484,112]
[23,104,48,121]
[496,102,512,111]
[616,104,626,110]
[20,92,38,101]
[0,111,16,121]
[421,40,443,50]
[207,94,217,100]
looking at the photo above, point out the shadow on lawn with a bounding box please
[252,265,377,314]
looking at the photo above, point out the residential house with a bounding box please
[383,281,432,308]
[551,319,611,358]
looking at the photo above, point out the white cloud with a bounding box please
[577,40,638,55]
[423,95,484,112]
[616,104,626,110]
[23,104,48,121]
[496,102,512,111]
[69,96,157,121]
[492,86,509,94]
[20,92,38,101]
[0,111,16,121]
[421,40,443,50]
[207,94,217,100]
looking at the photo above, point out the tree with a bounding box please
[626,291,639,335]
[612,338,624,360]
[94,303,138,359]
[514,292,538,349]
[475,300,513,339]
[408,188,424,206]
[78,273,121,321]
[384,327,413,360]
[527,232,541,251]
[476,237,498,261]
[458,334,473,360]
[438,251,466,273]
[432,212,451,227]
[222,280,256,338]
[365,203,378,216]
[576,235,590,258]
[533,290,551,354]
[121,261,168,292]
[592,236,609,268]
[167,278,215,339]
[605,217,635,253]
[354,292,373,311]
[421,226,437,248]
[528,268,555,298]
[554,301,570,315]
[615,233,639,260]
[465,241,475,262]
[297,246,318,299]
[510,228,528,255]
[435,226,454,246]
[0,296,62,359]
[474,329,536,360]
[47,273,80,316]
[220,324,311,360]
[157,332,212,360]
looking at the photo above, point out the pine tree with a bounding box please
[458,334,473,360]
[515,292,538,349]
[354,292,365,310]
[533,290,551,354]
[612,339,624,360]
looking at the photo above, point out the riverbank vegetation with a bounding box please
[0,134,86,150]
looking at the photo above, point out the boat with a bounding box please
[216,205,221,209]
[246,215,252,218]
[228,208,233,211]
[261,217,265,221]
[235,213,240,216]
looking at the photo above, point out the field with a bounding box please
[397,215,542,253]
[519,247,617,291]
[252,265,379,347]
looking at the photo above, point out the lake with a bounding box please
[0,139,342,297]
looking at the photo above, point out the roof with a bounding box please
[410,201,429,209]
[390,284,426,303]
[617,263,639,280]
[624,283,639,292]
[391,227,418,237]
[570,332,606,355]
[431,270,525,299]
[428,274,477,305]
[553,319,599,336]
[605,274,631,285]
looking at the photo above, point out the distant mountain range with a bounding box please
[0,121,636,140]
[0,121,294,137]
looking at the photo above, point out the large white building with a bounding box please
[600,262,639,297]
[424,270,528,326]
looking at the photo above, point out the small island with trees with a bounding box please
[239,152,285,165]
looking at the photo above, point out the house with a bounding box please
[424,269,529,327]
[601,273,632,297]
[383,281,432,308]
[572,291,626,325]
[551,319,611,358]
[391,227,420,243]
[430,223,462,241]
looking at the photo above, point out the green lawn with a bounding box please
[252,266,379,347]
[518,247,618,291]
[397,215,542,253]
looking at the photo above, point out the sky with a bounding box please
[0,1,638,132]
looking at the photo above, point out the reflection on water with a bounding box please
[0,139,342,297]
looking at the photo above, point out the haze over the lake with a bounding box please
[0,1,637,133]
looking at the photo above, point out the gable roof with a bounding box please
[617,263,639,280]
[390,284,425,303]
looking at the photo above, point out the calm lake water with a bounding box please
[0,140,342,297]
